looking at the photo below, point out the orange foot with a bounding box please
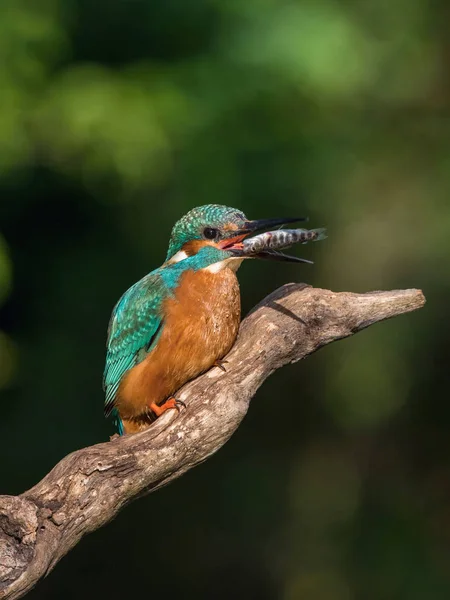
[214,359,228,372]
[149,397,186,417]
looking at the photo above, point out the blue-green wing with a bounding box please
[103,272,166,419]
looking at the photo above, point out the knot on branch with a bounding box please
[0,497,38,592]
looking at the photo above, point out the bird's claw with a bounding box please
[173,399,186,411]
[214,359,228,372]
[149,397,186,417]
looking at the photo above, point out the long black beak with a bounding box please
[239,216,307,235]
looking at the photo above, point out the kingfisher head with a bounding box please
[166,204,305,266]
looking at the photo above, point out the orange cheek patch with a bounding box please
[181,240,214,256]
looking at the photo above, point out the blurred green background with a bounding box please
[1,0,449,598]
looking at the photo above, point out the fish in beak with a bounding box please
[221,218,326,264]
[218,216,309,263]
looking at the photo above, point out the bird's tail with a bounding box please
[112,409,124,436]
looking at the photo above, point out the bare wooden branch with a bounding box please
[0,284,425,599]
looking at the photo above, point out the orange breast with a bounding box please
[115,266,241,426]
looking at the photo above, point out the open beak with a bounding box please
[219,215,310,263]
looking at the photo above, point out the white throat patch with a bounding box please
[168,250,188,264]
[203,258,244,274]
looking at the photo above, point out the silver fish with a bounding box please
[241,228,327,255]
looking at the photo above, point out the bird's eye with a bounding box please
[203,227,219,240]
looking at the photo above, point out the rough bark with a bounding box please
[0,284,425,599]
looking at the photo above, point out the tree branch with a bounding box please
[0,284,425,599]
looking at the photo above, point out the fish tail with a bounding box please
[310,227,327,241]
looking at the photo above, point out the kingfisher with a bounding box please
[103,204,310,435]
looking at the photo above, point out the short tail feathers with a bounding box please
[112,409,124,436]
